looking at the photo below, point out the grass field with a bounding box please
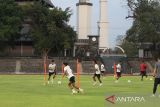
[0,75,160,107]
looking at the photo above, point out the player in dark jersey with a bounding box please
[152,57,160,97]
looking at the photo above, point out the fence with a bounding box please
[0,57,155,75]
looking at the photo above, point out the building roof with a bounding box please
[15,0,54,7]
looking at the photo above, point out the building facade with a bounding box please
[3,0,54,57]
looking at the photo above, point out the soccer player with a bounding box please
[48,60,56,84]
[63,62,83,94]
[140,60,148,81]
[116,61,122,82]
[100,61,106,79]
[152,57,160,96]
[93,60,102,86]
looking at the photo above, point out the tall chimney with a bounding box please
[99,0,108,49]
[76,0,92,39]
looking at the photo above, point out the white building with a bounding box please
[98,0,109,49]
[76,0,92,39]
[74,0,109,57]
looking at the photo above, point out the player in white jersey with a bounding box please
[48,60,56,84]
[63,62,83,94]
[93,60,102,86]
[116,61,122,81]
[100,61,106,78]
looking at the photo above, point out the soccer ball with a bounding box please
[150,78,153,81]
[57,81,61,84]
[127,80,131,83]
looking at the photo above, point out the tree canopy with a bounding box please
[126,0,160,43]
[25,1,76,56]
[116,0,160,57]
[0,0,23,51]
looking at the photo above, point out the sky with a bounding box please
[51,0,133,48]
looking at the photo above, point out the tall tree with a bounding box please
[126,0,160,43]
[0,0,23,51]
[26,2,76,57]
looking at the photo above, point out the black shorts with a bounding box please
[116,72,121,77]
[94,73,101,79]
[140,71,147,76]
[69,76,75,83]
[49,72,56,76]
[101,71,105,74]
[154,78,160,85]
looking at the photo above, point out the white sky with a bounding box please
[51,0,133,47]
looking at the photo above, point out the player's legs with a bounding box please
[68,82,77,94]
[141,71,147,81]
[49,72,56,84]
[140,71,144,81]
[69,76,83,94]
[97,74,102,83]
[93,73,96,81]
[116,72,118,80]
[101,71,105,79]
[68,82,73,90]
[48,72,53,84]
[101,71,104,76]
[68,77,75,94]
[71,77,84,93]
[69,76,77,89]
[153,78,160,95]
[71,82,84,93]
[141,74,144,81]
[93,74,97,85]
[97,74,102,86]
[116,72,121,80]
[52,72,56,79]
[48,72,51,80]
[72,83,79,90]
[144,71,148,78]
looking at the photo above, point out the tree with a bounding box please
[126,0,160,43]
[0,0,23,51]
[125,0,160,58]
[26,2,76,57]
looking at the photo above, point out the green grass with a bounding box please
[0,75,160,107]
